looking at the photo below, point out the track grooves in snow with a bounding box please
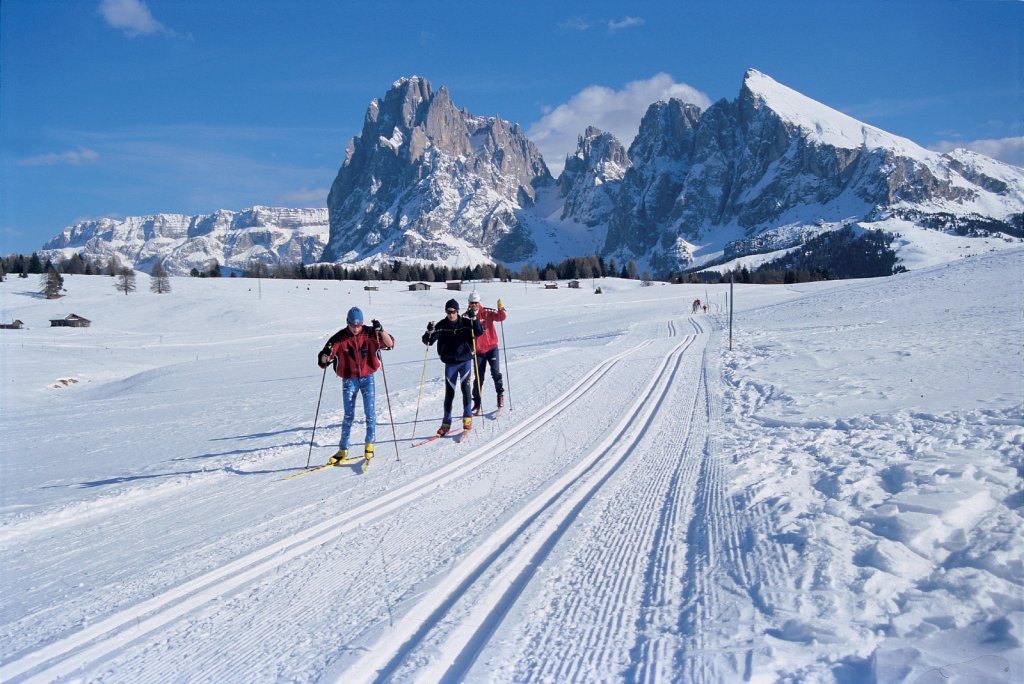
[1,340,654,684]
[337,320,707,683]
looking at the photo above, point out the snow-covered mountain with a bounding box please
[602,69,1024,273]
[324,70,1023,275]
[40,207,328,276]
[323,76,553,268]
[38,70,1023,277]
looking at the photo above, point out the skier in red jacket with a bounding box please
[317,307,395,464]
[466,291,507,414]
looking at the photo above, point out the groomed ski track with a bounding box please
[4,316,739,683]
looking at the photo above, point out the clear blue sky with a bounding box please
[1,0,1020,255]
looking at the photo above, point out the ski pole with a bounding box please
[306,364,328,468]
[410,343,430,441]
[499,314,511,411]
[375,331,401,464]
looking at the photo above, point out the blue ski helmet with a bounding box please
[346,307,364,325]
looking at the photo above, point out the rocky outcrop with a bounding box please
[323,76,553,266]
[558,127,630,228]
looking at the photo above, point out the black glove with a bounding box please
[426,321,435,332]
[318,351,332,368]
[371,319,383,333]
[465,308,476,319]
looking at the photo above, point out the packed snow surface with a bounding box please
[1,249,1021,683]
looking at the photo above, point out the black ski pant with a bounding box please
[472,347,503,406]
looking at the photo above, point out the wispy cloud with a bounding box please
[98,0,175,38]
[558,15,645,33]
[18,147,99,167]
[557,16,593,31]
[930,136,1024,168]
[608,16,644,32]
[527,73,711,176]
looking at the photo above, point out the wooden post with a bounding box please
[729,271,734,351]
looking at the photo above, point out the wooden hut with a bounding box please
[0,319,24,329]
[568,280,581,289]
[544,282,559,290]
[50,314,91,328]
[446,280,462,291]
[408,282,431,291]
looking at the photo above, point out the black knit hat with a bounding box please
[445,298,460,311]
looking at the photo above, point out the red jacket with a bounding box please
[318,328,394,379]
[473,307,506,354]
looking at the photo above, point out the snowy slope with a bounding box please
[0,248,1021,683]
[744,69,927,158]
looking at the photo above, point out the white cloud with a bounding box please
[18,147,99,167]
[608,16,644,32]
[557,17,593,31]
[930,136,1024,168]
[98,0,170,37]
[526,74,711,176]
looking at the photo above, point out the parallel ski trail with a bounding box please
[1,340,652,684]
[497,318,709,682]
[337,323,706,683]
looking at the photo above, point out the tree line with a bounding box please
[1,229,904,291]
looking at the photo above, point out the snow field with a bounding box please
[1,250,1021,683]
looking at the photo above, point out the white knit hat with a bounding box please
[468,292,481,303]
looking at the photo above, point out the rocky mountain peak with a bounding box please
[558,127,630,228]
[628,99,702,168]
[323,75,553,265]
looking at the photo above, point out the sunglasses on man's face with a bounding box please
[446,308,458,313]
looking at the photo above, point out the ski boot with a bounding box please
[497,394,504,409]
[463,417,472,431]
[363,444,374,461]
[437,422,451,437]
[328,449,349,465]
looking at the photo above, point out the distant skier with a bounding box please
[317,307,395,465]
[422,298,484,436]
[692,298,701,313]
[465,292,507,414]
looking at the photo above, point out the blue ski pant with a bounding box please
[340,375,376,450]
[443,359,473,423]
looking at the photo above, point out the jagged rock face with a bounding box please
[39,207,328,276]
[603,69,1024,273]
[603,100,702,261]
[324,76,553,266]
[559,126,630,227]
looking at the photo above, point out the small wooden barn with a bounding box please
[568,280,581,289]
[50,314,91,328]
[544,283,559,290]
[408,282,431,291]
[0,319,24,329]
[446,280,462,291]
[363,285,379,291]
